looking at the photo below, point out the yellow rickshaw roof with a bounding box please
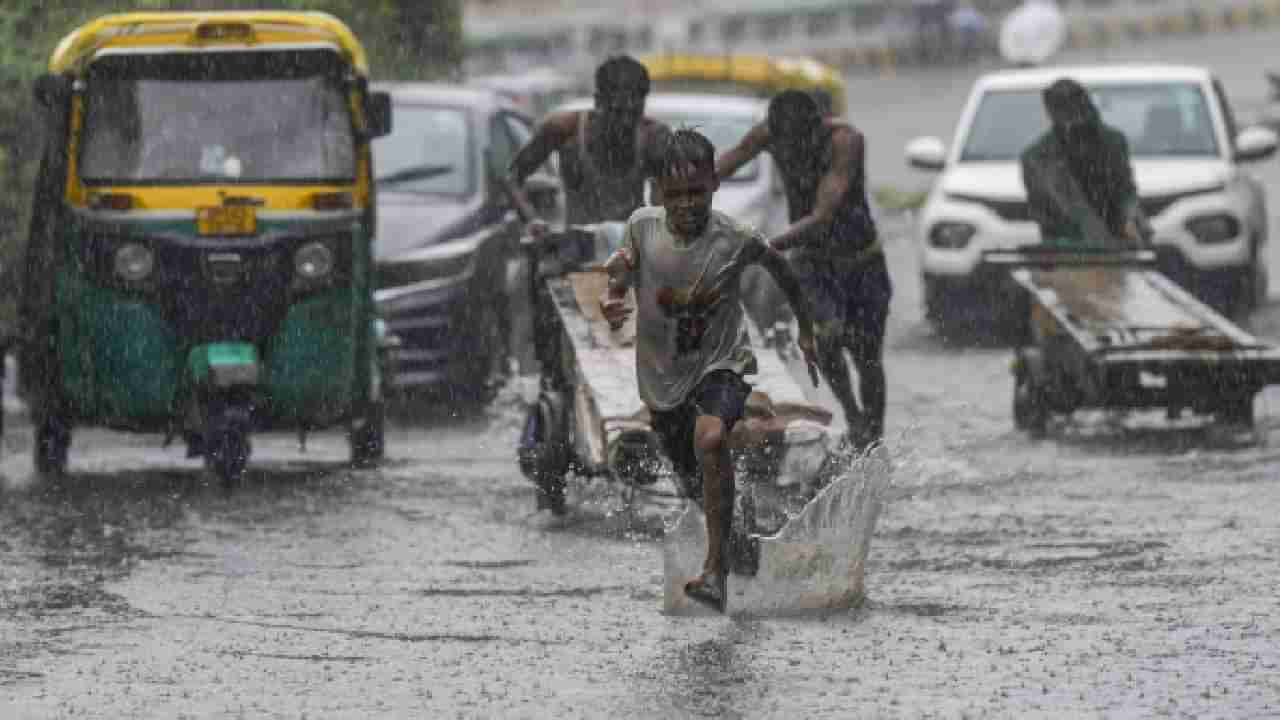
[772,57,843,88]
[640,53,777,86]
[48,11,370,75]
[639,53,845,103]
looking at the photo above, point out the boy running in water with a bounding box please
[601,129,819,611]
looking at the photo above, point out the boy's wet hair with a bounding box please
[768,89,821,137]
[596,55,650,96]
[658,128,716,181]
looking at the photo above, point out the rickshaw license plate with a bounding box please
[197,206,256,236]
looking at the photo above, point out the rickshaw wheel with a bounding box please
[350,400,386,468]
[34,413,70,477]
[1013,370,1048,438]
[207,430,250,488]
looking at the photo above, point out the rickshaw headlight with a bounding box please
[295,242,335,280]
[114,243,154,282]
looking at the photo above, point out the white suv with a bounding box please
[906,64,1278,330]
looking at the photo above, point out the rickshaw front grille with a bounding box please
[80,231,353,343]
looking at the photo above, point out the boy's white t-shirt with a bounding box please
[617,206,765,411]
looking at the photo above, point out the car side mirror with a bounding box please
[906,136,947,171]
[33,73,73,110]
[1235,125,1278,163]
[365,91,392,139]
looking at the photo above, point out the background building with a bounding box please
[461,0,1276,78]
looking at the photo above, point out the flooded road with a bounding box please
[5,26,1280,719]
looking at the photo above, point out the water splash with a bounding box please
[662,444,893,617]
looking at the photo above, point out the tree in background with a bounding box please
[0,0,461,334]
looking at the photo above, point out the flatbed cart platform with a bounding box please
[987,247,1280,434]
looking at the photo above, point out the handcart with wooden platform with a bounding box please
[987,247,1280,436]
[516,221,841,515]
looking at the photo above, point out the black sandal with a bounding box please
[684,573,726,613]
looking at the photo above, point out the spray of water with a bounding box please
[662,442,894,617]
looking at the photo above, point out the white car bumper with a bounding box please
[917,187,1255,281]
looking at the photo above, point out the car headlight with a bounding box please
[295,241,335,280]
[928,222,976,250]
[1185,214,1241,245]
[376,235,484,291]
[114,243,154,282]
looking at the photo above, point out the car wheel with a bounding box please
[1227,248,1265,321]
[461,300,510,405]
[1247,235,1268,310]
[922,275,944,323]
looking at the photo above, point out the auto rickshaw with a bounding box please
[20,12,394,484]
[638,53,847,116]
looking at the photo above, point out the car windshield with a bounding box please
[653,112,760,181]
[960,82,1220,162]
[373,105,473,196]
[79,49,356,184]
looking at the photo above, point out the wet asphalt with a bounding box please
[5,25,1280,720]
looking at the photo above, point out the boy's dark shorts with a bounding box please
[651,370,752,480]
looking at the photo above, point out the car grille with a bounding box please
[949,194,1031,222]
[949,183,1225,223]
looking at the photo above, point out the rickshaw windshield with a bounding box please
[78,48,356,185]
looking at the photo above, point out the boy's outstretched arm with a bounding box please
[757,245,820,385]
[600,226,637,330]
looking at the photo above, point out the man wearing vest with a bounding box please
[507,55,672,232]
[506,56,672,512]
[717,90,893,455]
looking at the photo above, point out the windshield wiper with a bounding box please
[376,164,454,187]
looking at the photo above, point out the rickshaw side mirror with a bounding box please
[365,91,393,139]
[34,73,73,109]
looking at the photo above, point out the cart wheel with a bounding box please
[349,400,386,468]
[1217,392,1255,429]
[207,428,250,489]
[34,413,71,477]
[1013,370,1048,438]
[521,394,569,516]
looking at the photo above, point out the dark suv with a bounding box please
[372,83,559,403]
